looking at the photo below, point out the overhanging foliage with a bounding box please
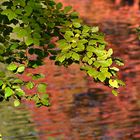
[0,0,125,107]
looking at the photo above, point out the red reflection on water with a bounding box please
[21,1,140,140]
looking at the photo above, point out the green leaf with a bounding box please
[56,2,63,9]
[82,56,89,62]
[87,68,98,78]
[72,53,80,61]
[73,22,81,28]
[26,81,34,89]
[98,58,112,67]
[0,80,3,86]
[5,87,14,98]
[42,93,49,99]
[65,31,74,37]
[17,65,25,73]
[97,73,106,82]
[82,25,90,33]
[57,55,66,63]
[100,67,108,72]
[70,12,78,17]
[58,39,68,48]
[25,37,33,46]
[16,88,25,96]
[25,6,33,16]
[32,74,45,80]
[73,44,85,52]
[15,9,23,14]
[110,67,119,72]
[17,29,28,38]
[65,52,72,59]
[2,9,17,20]
[114,58,124,66]
[19,1,26,7]
[14,100,20,107]
[87,52,93,58]
[86,46,95,52]
[107,48,113,57]
[13,79,23,84]
[100,68,112,78]
[64,6,72,13]
[71,42,77,48]
[10,43,18,50]
[78,39,88,44]
[88,59,93,65]
[41,98,50,106]
[93,49,106,57]
[91,26,99,33]
[116,79,125,86]
[33,33,41,39]
[13,27,21,32]
[88,40,97,45]
[33,38,40,46]
[0,71,5,77]
[7,63,18,71]
[75,34,80,38]
[109,79,119,88]
[37,83,47,93]
[112,90,118,96]
[94,61,101,68]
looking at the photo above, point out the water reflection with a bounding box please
[28,2,140,139]
[0,101,39,140]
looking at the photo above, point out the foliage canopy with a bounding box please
[0,0,125,107]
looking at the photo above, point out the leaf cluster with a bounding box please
[0,0,125,107]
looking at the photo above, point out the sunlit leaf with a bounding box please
[25,37,33,46]
[73,22,81,28]
[17,65,25,73]
[91,26,99,33]
[7,63,18,71]
[98,73,106,82]
[112,90,118,96]
[14,100,20,107]
[5,87,14,98]
[26,81,34,89]
[109,79,119,88]
[72,52,80,61]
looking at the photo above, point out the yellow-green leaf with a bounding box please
[14,100,20,107]
[109,79,119,88]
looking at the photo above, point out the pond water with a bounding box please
[0,1,140,140]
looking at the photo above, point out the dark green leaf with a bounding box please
[64,6,72,13]
[56,2,63,9]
